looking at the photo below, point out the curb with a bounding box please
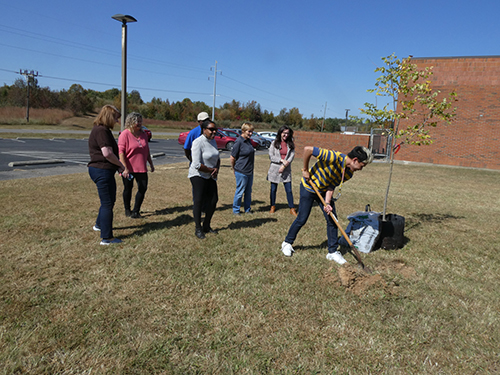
[8,159,65,167]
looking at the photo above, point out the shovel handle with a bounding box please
[308,181,367,269]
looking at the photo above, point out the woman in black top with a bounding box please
[88,105,126,245]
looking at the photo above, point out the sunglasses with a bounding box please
[206,127,218,132]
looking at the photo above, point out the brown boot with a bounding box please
[290,208,298,216]
[270,205,276,214]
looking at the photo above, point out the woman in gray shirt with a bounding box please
[188,119,221,239]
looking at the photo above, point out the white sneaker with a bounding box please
[93,225,101,232]
[326,251,347,264]
[281,241,295,257]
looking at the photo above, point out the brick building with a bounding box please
[293,56,500,171]
[395,56,500,170]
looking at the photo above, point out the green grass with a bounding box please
[0,157,499,374]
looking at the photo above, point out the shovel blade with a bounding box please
[350,245,372,274]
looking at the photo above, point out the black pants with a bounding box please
[122,172,148,214]
[190,176,218,230]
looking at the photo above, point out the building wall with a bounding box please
[292,56,500,171]
[395,56,500,170]
[293,131,370,156]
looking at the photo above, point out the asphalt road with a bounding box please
[0,135,267,181]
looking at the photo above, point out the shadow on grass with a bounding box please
[116,214,193,238]
[368,212,466,252]
[116,200,279,238]
[225,217,278,230]
[150,200,271,217]
[152,206,191,216]
[293,240,329,252]
[254,203,295,213]
[405,212,465,232]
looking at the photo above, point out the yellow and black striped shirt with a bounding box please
[302,147,353,193]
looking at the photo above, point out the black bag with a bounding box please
[377,214,405,250]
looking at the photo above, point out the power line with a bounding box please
[2,64,318,115]
[221,72,320,113]
[0,67,212,96]
[0,24,120,57]
[223,74,297,103]
[0,42,118,68]
[41,74,211,96]
[0,24,207,74]
[0,24,315,114]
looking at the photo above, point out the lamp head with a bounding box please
[112,14,137,24]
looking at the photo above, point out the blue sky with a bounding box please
[1,0,499,119]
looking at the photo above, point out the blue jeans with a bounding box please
[285,184,339,253]
[233,171,253,213]
[270,182,294,208]
[89,167,117,239]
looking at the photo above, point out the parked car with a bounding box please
[220,128,260,149]
[258,131,277,143]
[178,129,238,151]
[142,126,152,141]
[219,128,240,138]
[252,132,271,148]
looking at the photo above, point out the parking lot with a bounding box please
[0,137,267,180]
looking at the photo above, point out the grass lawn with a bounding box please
[0,119,189,140]
[0,109,195,139]
[0,156,498,374]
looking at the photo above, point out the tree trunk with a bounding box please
[382,118,400,221]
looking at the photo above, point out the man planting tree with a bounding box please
[281,145,373,264]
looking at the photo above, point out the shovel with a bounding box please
[309,181,372,274]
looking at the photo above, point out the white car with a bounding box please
[258,131,277,143]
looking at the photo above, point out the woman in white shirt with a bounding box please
[188,119,221,239]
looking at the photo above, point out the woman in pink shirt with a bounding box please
[118,112,154,218]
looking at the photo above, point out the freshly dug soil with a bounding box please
[328,259,416,295]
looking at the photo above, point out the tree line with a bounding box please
[0,78,372,132]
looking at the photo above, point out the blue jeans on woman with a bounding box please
[89,167,117,239]
[270,181,294,208]
[284,184,339,254]
[233,171,253,213]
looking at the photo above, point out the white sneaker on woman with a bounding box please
[281,241,295,257]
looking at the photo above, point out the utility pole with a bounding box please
[19,69,38,123]
[320,101,327,132]
[210,61,221,121]
[345,109,350,130]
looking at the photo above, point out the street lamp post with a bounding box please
[112,14,137,131]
